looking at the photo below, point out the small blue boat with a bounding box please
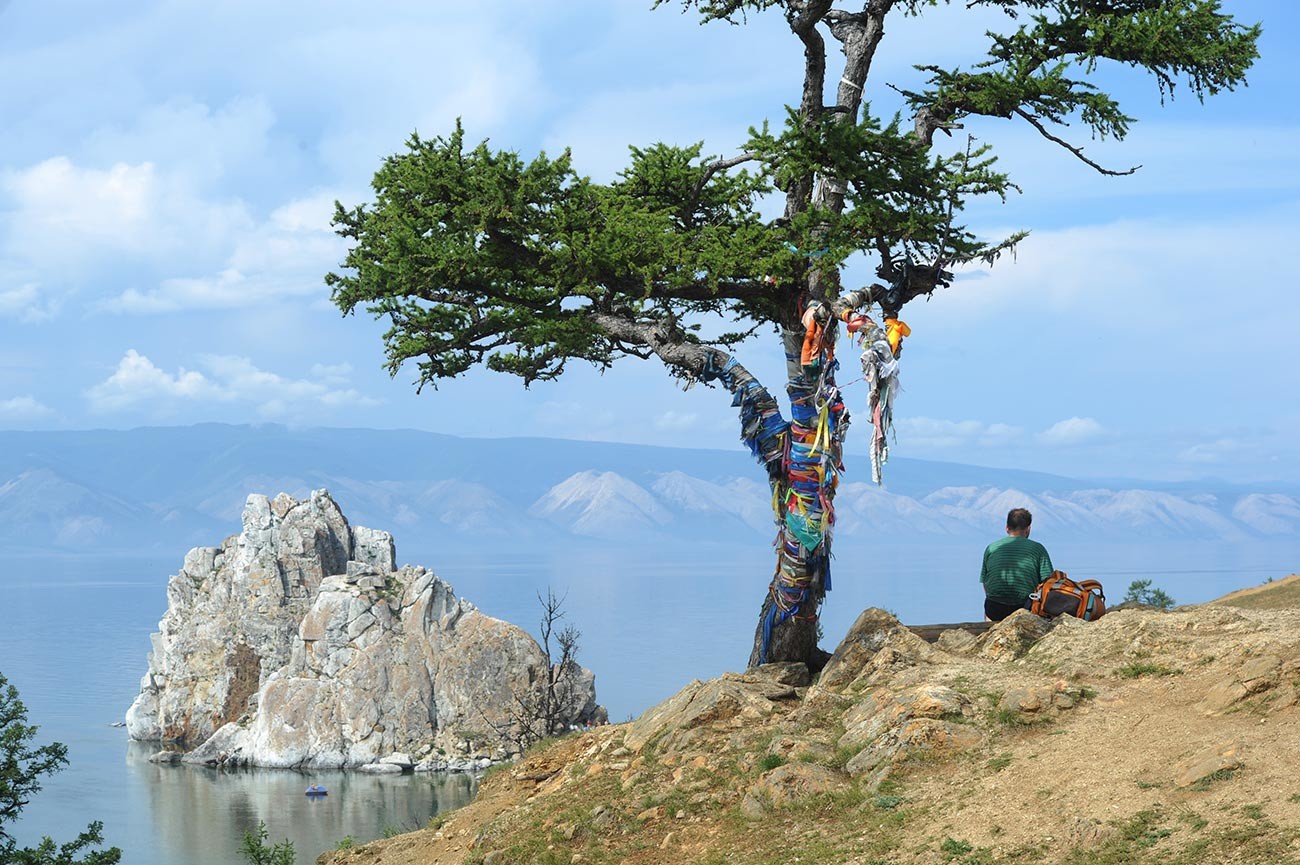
[305,786,328,796]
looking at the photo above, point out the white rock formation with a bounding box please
[126,490,601,769]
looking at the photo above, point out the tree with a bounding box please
[486,589,591,752]
[1123,579,1175,609]
[329,1,1258,670]
[0,673,120,865]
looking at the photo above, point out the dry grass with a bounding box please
[1213,574,1300,610]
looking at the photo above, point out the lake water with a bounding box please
[1,540,1295,863]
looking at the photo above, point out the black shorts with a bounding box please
[984,597,1024,622]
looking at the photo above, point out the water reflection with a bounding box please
[125,742,477,864]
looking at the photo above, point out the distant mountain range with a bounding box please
[0,424,1297,557]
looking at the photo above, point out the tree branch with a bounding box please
[691,152,759,202]
[590,310,788,471]
[1014,108,1140,177]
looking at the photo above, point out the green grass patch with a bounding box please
[986,753,1013,772]
[941,837,973,856]
[758,753,786,772]
[992,707,1031,726]
[1117,661,1180,679]
[939,836,995,863]
[1176,808,1208,832]
[827,743,864,770]
[1190,768,1237,791]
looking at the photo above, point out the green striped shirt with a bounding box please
[980,535,1054,603]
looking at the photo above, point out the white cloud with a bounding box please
[533,400,617,433]
[85,349,224,411]
[1039,417,1105,446]
[310,362,354,386]
[82,96,276,187]
[1178,438,1243,464]
[981,423,1024,446]
[894,416,1025,450]
[100,191,344,313]
[895,417,984,449]
[922,203,1300,334]
[654,410,698,431]
[84,349,379,417]
[1,157,251,280]
[0,396,54,422]
[0,282,58,321]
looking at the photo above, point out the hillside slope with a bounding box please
[1213,573,1300,611]
[322,588,1300,865]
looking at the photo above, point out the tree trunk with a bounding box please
[740,9,890,671]
[746,327,846,670]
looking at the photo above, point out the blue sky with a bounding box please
[1,1,1297,484]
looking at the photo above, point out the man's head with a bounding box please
[1006,508,1032,537]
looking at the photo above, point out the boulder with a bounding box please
[816,608,939,694]
[624,673,800,753]
[1173,741,1245,788]
[741,763,849,818]
[977,610,1054,662]
[129,490,602,769]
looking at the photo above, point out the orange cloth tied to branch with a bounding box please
[800,304,834,367]
[885,318,911,356]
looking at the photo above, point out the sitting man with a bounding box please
[980,507,1054,621]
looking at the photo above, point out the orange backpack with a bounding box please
[1025,571,1107,621]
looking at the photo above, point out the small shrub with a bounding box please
[758,753,786,772]
[242,822,295,865]
[873,794,904,810]
[335,835,356,850]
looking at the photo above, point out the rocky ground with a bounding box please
[320,574,1300,865]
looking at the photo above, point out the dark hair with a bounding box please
[1006,508,1032,531]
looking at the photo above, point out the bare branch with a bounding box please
[691,152,759,202]
[1013,108,1140,177]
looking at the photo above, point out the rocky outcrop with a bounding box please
[126,490,602,769]
[320,592,1300,865]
